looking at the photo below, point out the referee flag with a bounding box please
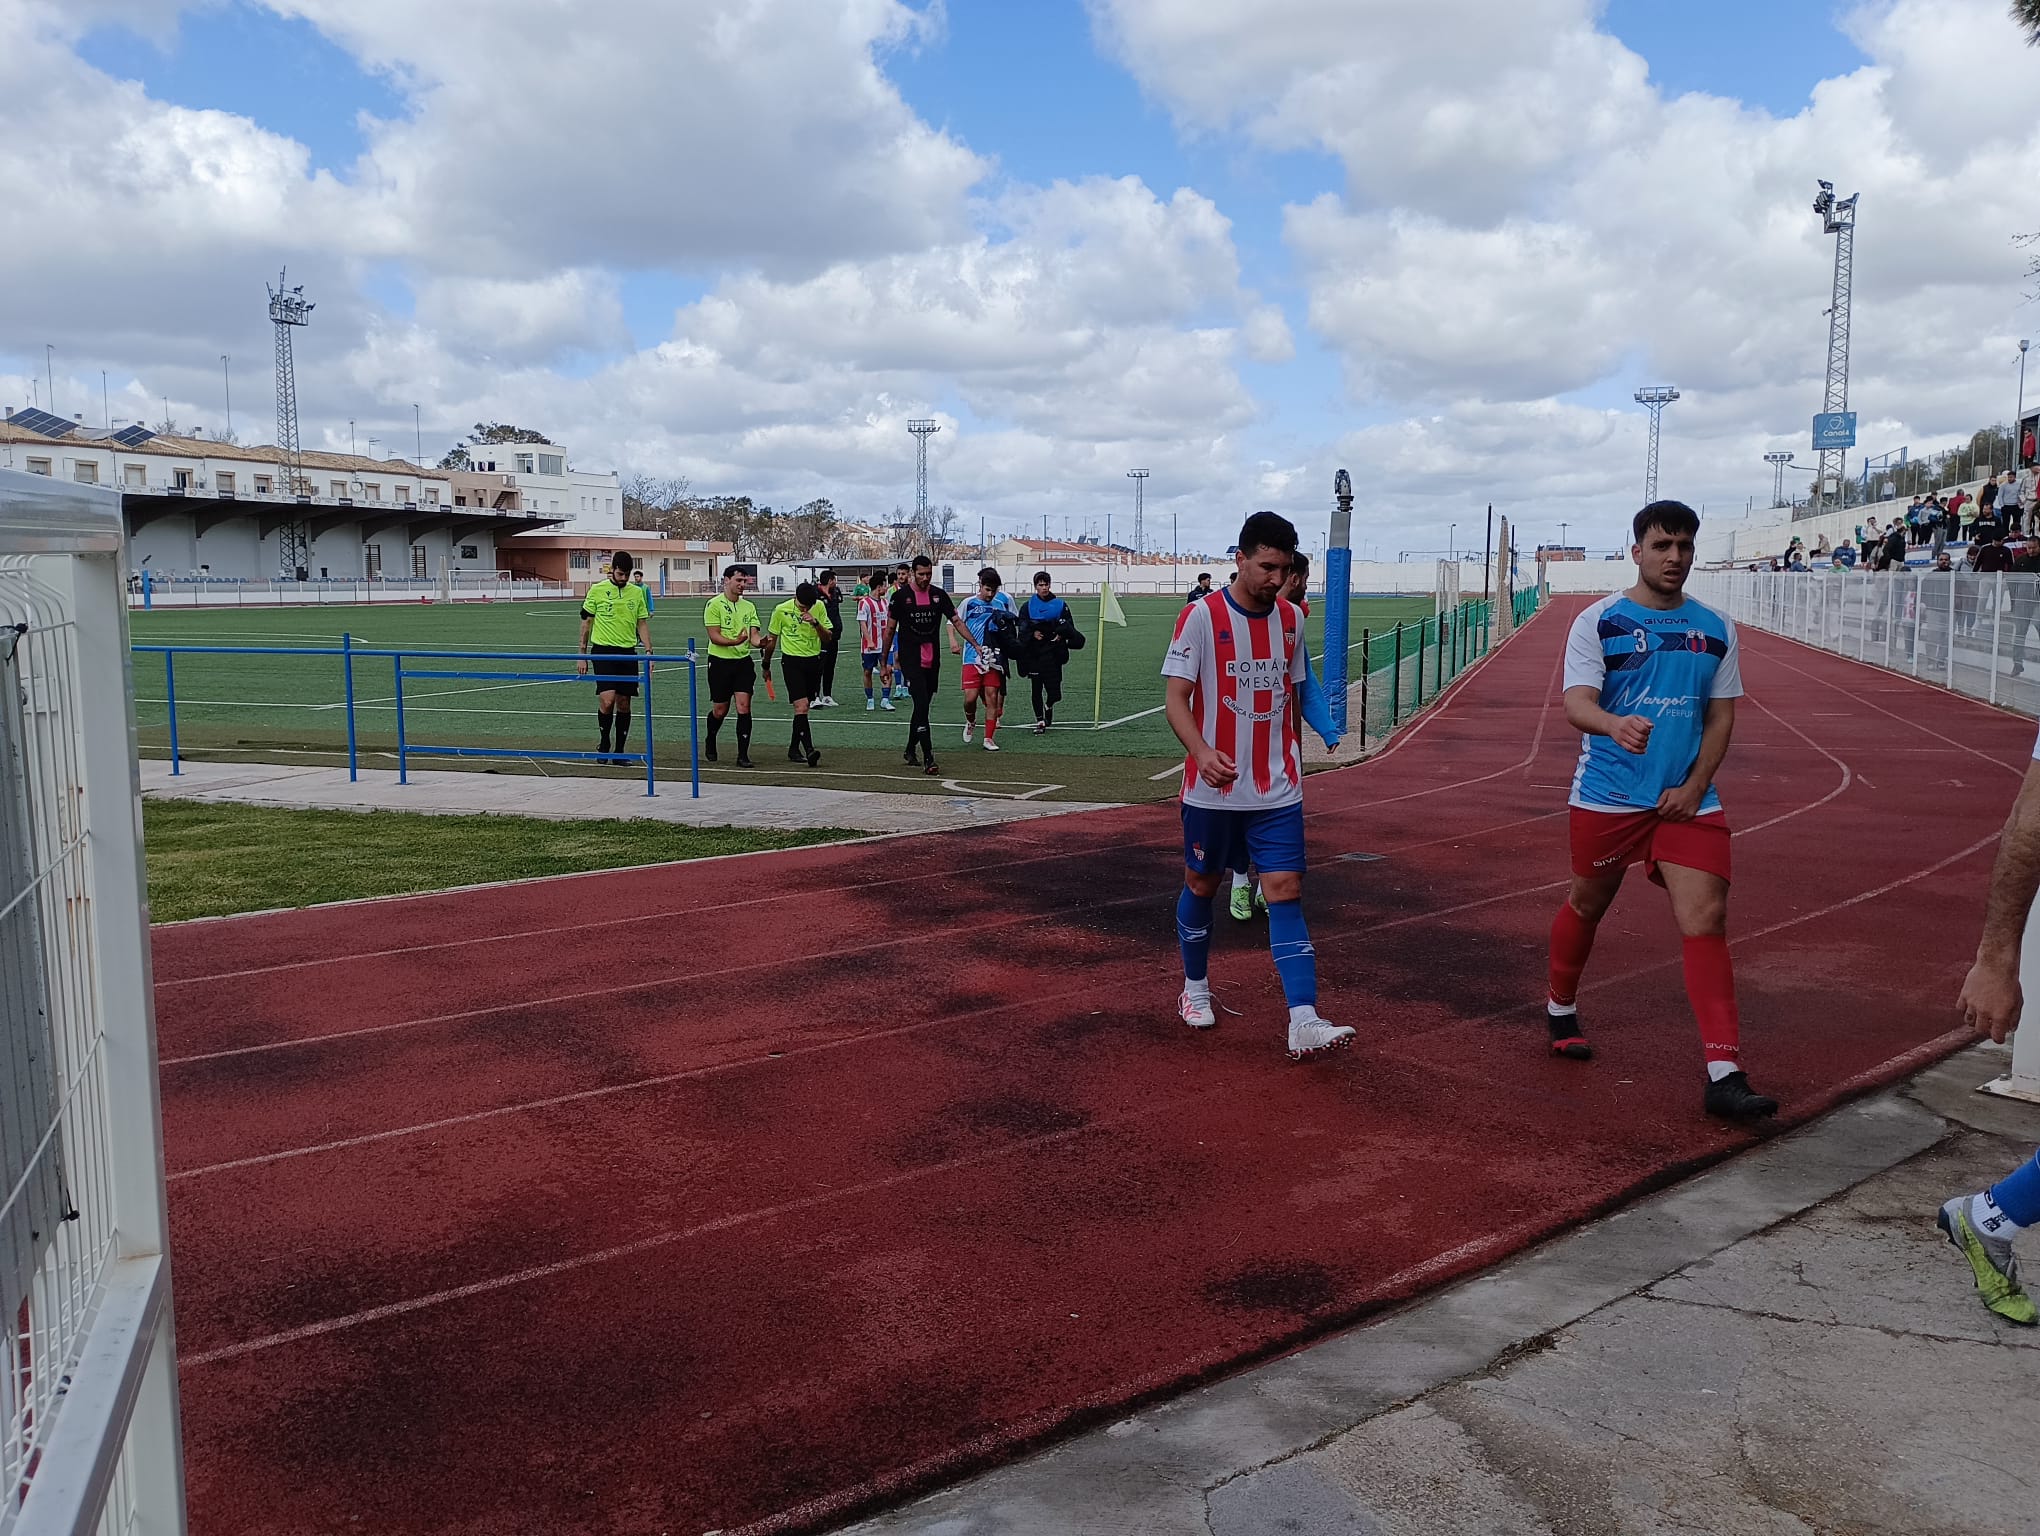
[1092,579,1128,724]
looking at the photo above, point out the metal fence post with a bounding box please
[641,655,656,797]
[1992,571,2005,705]
[164,650,179,775]
[342,632,358,782]
[1947,576,1957,689]
[1358,628,1370,744]
[394,652,408,785]
[1390,622,1402,722]
[688,640,700,799]
[1910,572,1923,676]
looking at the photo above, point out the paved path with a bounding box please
[138,758,1119,835]
[843,1044,2040,1536]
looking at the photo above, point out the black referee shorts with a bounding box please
[780,653,823,702]
[707,656,756,705]
[589,644,641,698]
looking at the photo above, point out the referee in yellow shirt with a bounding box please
[765,581,832,766]
[703,564,763,769]
[576,551,652,761]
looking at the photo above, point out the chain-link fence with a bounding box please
[1349,595,1522,748]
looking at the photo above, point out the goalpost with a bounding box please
[0,470,185,1535]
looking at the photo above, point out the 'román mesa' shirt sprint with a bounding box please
[1161,589,1308,813]
[1564,593,1742,815]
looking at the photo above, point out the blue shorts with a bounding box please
[862,651,884,671]
[1181,801,1306,877]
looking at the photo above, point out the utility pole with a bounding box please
[1634,386,1679,502]
[1812,180,1860,515]
[221,354,232,440]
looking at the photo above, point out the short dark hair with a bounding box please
[818,568,836,585]
[795,580,820,606]
[1289,551,1311,582]
[1632,500,1700,544]
[1032,570,1051,585]
[869,568,889,587]
[977,567,1001,589]
[912,554,933,570]
[722,563,746,580]
[610,550,634,574]
[1196,571,1211,583]
[1236,511,1299,560]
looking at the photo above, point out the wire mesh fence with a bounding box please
[1,472,183,1536]
[1346,593,1518,750]
[1686,569,2040,717]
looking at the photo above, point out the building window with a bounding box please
[515,453,535,474]
[124,463,146,488]
[423,488,439,507]
[24,458,50,476]
[550,499,560,512]
[537,453,564,476]
[579,496,587,512]
[364,544,382,579]
[215,471,235,494]
[569,551,591,571]
[253,473,273,494]
[364,482,381,501]
[459,543,479,561]
[395,484,410,503]
[72,461,98,485]
[411,545,427,579]
[769,575,786,592]
[172,468,193,489]
[330,480,347,499]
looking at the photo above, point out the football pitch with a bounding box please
[129,593,1445,804]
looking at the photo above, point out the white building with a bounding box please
[459,442,623,535]
[1,409,563,581]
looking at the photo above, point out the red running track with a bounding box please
[154,601,2029,1535]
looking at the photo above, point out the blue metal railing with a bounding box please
[129,636,702,797]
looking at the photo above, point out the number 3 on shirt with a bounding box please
[1633,631,1648,653]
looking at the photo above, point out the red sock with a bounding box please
[1681,934,1740,1071]
[985,716,997,741]
[1547,903,1597,1009]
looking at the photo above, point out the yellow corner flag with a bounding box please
[1093,579,1128,725]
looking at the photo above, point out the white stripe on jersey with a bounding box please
[1160,591,1307,813]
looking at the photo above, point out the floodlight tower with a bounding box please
[1763,451,1795,508]
[1633,385,1679,503]
[267,269,315,577]
[1127,469,1149,553]
[907,418,939,519]
[1812,180,1860,513]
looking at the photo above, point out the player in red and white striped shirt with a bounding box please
[1162,511,1354,1058]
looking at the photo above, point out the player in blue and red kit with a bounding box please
[1545,500,1778,1123]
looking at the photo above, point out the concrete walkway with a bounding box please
[842,1045,2040,1536]
[138,759,1120,835]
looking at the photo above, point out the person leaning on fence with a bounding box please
[703,564,764,769]
[576,551,652,763]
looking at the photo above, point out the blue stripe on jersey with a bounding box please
[1570,596,1738,814]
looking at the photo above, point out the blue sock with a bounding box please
[1267,899,1317,1010]
[1993,1149,2040,1228]
[1176,885,1213,986]
[864,681,874,701]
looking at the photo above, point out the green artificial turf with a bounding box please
[143,799,854,923]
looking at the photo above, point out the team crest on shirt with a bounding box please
[1684,629,1707,652]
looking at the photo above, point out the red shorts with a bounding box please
[1569,808,1731,885]
[961,663,1004,693]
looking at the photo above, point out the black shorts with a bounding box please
[781,654,823,701]
[589,644,641,697]
[707,656,756,705]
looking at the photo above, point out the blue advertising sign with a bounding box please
[1811,411,1857,450]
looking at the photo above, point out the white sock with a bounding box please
[1183,978,1211,999]
[1705,1059,1739,1083]
[1288,1004,1322,1027]
[1546,999,1577,1018]
[1972,1190,2023,1237]
[1232,871,1252,891]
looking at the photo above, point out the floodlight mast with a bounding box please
[1127,469,1149,553]
[907,419,939,521]
[1633,385,1679,502]
[1763,450,1795,509]
[1813,180,1859,514]
[267,268,314,577]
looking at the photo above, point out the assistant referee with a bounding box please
[576,550,652,761]
[703,563,763,769]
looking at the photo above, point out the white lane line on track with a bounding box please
[179,1084,1216,1366]
[170,977,1114,1181]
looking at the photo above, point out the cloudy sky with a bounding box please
[4,0,2039,557]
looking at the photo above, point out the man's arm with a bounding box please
[1563,685,1652,754]
[577,613,593,675]
[637,616,651,653]
[1165,676,1234,788]
[1961,760,2040,1042]
[1656,696,1734,823]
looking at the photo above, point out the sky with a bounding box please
[5,0,2039,558]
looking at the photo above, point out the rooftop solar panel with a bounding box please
[8,407,75,438]
[109,425,156,448]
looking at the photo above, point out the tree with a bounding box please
[468,422,553,445]
[439,445,473,472]
[915,502,963,563]
[2016,0,2040,45]
[621,472,693,533]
